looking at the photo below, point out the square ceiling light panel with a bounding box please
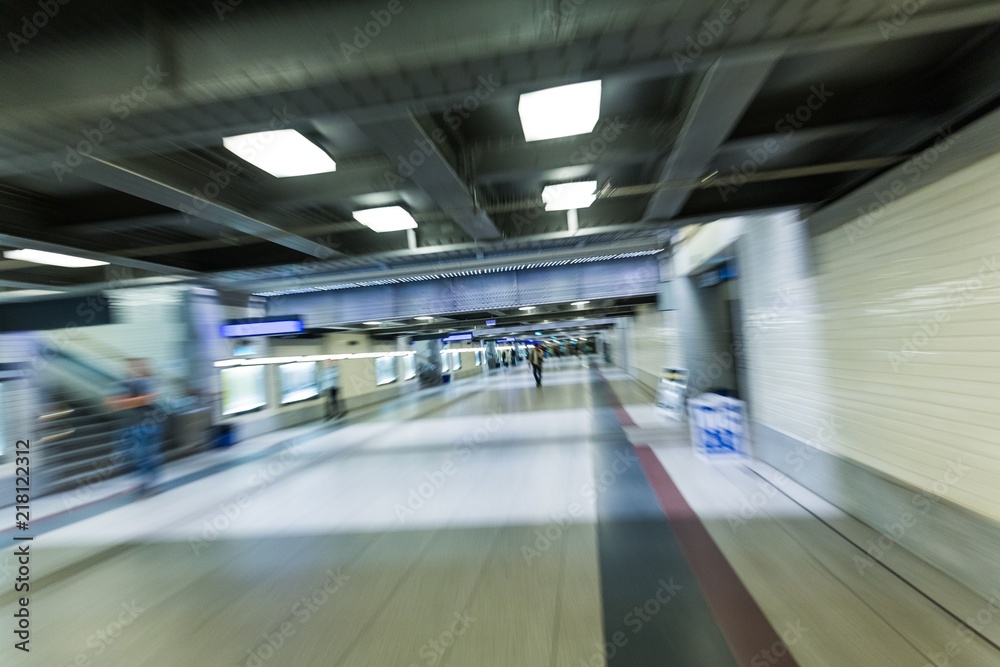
[223,129,336,178]
[3,249,108,268]
[353,206,418,233]
[518,81,602,142]
[542,181,597,211]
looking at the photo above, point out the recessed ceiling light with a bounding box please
[4,249,108,268]
[353,206,418,233]
[542,181,597,211]
[518,80,602,142]
[223,129,336,178]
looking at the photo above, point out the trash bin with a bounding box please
[214,423,235,449]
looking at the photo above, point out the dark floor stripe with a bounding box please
[635,446,799,667]
[588,370,737,666]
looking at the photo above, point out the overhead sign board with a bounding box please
[221,318,304,338]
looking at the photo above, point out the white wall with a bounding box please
[741,153,1000,522]
[627,304,683,392]
[738,211,834,448]
[812,151,1000,520]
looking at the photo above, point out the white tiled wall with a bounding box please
[628,304,683,392]
[742,153,1000,521]
[738,212,835,449]
[811,151,1000,521]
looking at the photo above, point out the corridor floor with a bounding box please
[2,358,997,666]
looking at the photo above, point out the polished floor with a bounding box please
[2,359,999,666]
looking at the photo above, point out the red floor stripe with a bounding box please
[635,445,799,667]
[613,404,637,427]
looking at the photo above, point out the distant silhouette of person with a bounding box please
[320,360,345,420]
[106,358,162,496]
[530,345,545,387]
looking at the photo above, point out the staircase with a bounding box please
[36,390,128,496]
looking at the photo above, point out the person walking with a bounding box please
[530,344,545,387]
[320,360,345,420]
[106,358,162,497]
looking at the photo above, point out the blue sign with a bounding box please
[221,318,304,337]
[442,332,474,342]
[689,394,748,459]
[485,320,496,327]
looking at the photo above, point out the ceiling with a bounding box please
[1,0,999,297]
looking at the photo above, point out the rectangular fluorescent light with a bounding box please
[363,321,382,326]
[571,300,590,306]
[518,80,601,142]
[518,306,535,311]
[415,316,434,321]
[3,249,108,268]
[542,181,597,211]
[0,289,63,298]
[353,206,417,233]
[223,129,336,178]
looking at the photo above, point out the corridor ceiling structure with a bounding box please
[1,0,999,298]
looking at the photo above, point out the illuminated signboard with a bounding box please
[221,318,304,338]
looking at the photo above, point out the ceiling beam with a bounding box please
[75,157,342,260]
[473,117,674,184]
[643,53,782,221]
[353,112,502,241]
[0,230,200,278]
[4,2,999,173]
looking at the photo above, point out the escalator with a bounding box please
[33,345,212,497]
